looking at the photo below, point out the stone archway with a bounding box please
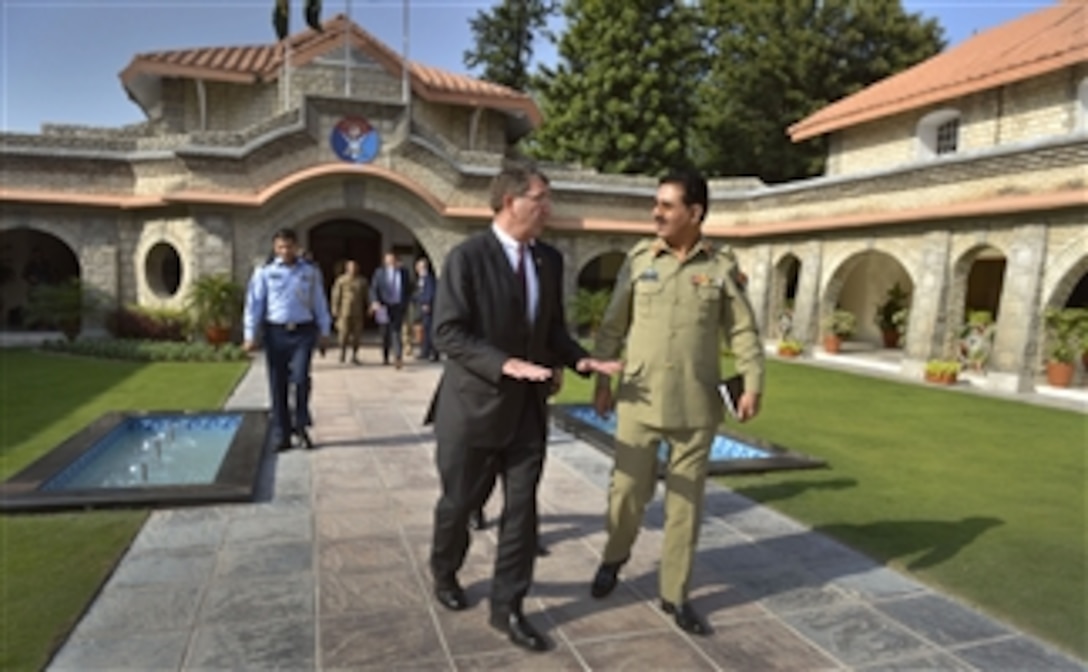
[0,228,81,330]
[770,253,801,338]
[576,251,625,293]
[823,249,914,347]
[249,176,464,283]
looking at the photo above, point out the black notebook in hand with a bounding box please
[718,374,745,419]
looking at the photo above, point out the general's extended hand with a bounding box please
[502,358,553,382]
[576,358,623,376]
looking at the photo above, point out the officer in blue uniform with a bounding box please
[244,228,332,451]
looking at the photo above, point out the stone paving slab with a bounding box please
[47,349,1086,671]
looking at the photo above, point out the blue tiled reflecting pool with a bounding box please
[0,410,269,513]
[553,404,826,476]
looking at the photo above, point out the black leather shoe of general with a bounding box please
[660,600,710,636]
[590,558,625,598]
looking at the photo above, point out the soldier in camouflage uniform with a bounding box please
[589,169,765,635]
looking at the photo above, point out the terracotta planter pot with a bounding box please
[881,329,900,348]
[778,347,801,358]
[1046,361,1075,388]
[823,335,842,354]
[204,325,232,347]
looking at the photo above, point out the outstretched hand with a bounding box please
[502,358,553,382]
[575,358,623,376]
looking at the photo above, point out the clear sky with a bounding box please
[0,0,1057,133]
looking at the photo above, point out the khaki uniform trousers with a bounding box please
[603,413,715,604]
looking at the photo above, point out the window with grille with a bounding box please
[935,118,959,154]
[916,109,961,159]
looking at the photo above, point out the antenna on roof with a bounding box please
[344,1,352,96]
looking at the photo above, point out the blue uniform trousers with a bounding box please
[264,322,317,443]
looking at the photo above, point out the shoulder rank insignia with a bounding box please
[731,268,748,290]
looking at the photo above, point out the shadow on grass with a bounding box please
[815,516,1005,571]
[728,477,858,504]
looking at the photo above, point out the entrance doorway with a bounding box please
[307,220,382,297]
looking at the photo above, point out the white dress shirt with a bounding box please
[491,224,539,323]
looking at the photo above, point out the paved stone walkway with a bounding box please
[48,350,1084,671]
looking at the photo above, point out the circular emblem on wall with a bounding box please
[330,116,380,164]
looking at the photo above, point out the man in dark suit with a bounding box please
[369,250,412,369]
[428,163,620,653]
[412,257,439,361]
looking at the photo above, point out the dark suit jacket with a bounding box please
[428,231,587,448]
[369,265,412,306]
[414,273,437,308]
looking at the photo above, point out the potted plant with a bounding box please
[569,288,612,337]
[874,282,909,348]
[185,274,244,347]
[1043,307,1087,387]
[25,278,101,341]
[924,359,960,385]
[821,309,856,354]
[958,310,996,372]
[777,338,804,358]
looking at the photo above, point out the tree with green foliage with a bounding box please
[463,0,556,91]
[529,0,704,175]
[272,0,324,41]
[695,0,944,183]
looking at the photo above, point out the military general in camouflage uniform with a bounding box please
[589,169,765,636]
[331,260,369,365]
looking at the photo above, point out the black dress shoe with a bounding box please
[590,558,626,598]
[468,509,487,531]
[661,600,710,636]
[489,610,549,652]
[295,428,315,450]
[434,583,468,611]
[275,439,292,452]
[536,542,549,557]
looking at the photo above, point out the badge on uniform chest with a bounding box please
[638,268,659,282]
[691,273,724,289]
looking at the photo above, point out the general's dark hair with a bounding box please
[659,170,709,223]
[272,228,298,243]
[489,162,549,214]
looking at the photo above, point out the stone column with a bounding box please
[987,223,1047,393]
[740,243,774,336]
[791,242,823,345]
[193,213,235,281]
[79,216,120,336]
[901,230,953,379]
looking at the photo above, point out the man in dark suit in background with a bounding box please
[428,163,620,653]
[413,257,439,361]
[369,249,412,369]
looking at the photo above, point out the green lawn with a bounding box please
[0,350,247,672]
[555,359,1086,659]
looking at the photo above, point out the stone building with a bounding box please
[1,5,1085,395]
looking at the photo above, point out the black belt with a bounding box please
[265,321,314,332]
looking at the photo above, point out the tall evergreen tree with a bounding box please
[272,0,323,41]
[463,0,556,91]
[529,0,705,175]
[695,0,944,183]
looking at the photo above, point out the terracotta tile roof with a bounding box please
[789,1,1087,141]
[119,14,540,124]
